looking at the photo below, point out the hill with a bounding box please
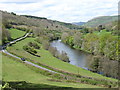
[1,10,119,89]
[72,22,86,25]
[1,10,83,44]
[3,54,102,88]
[22,15,83,30]
[1,10,83,31]
[83,15,118,27]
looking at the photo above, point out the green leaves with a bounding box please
[61,30,119,60]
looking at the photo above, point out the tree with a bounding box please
[103,36,118,60]
[90,56,100,72]
[81,28,89,33]
[73,32,83,48]
[2,25,11,44]
[48,46,58,57]
[61,32,70,43]
[11,12,16,15]
[28,42,40,49]
[48,46,70,62]
[97,25,103,32]
[81,33,99,53]
[36,37,44,44]
[23,45,37,55]
[59,51,70,62]
[42,40,50,50]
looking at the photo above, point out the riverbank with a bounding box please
[60,30,119,79]
[50,40,90,68]
[3,31,118,87]
[50,40,119,79]
[6,37,118,82]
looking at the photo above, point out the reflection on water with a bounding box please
[50,40,91,69]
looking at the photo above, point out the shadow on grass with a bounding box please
[2,81,73,90]
[2,81,118,90]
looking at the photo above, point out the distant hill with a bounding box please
[83,15,118,27]
[72,22,86,25]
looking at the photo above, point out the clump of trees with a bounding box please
[48,46,70,62]
[61,29,119,78]
[23,42,40,57]
[88,55,118,79]
[61,30,119,60]
[89,56,100,72]
[59,51,70,62]
[28,42,40,49]
[2,25,12,44]
[23,45,37,55]
[42,40,50,50]
[35,36,70,62]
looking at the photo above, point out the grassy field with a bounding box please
[9,28,26,39]
[2,54,102,88]
[6,37,118,82]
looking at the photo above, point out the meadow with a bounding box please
[9,28,26,39]
[2,53,102,88]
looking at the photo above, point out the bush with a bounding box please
[48,46,70,62]
[59,51,70,62]
[28,42,40,49]
[90,56,100,72]
[23,45,37,55]
[36,37,44,44]
[42,40,50,50]
[48,46,58,57]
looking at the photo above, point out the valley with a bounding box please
[1,10,119,89]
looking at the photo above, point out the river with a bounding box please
[50,40,91,70]
[50,40,118,78]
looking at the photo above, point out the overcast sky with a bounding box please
[0,0,119,23]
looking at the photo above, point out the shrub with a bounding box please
[42,40,50,50]
[28,42,40,49]
[23,45,37,55]
[90,56,100,72]
[48,46,70,62]
[59,51,70,62]
[36,37,44,44]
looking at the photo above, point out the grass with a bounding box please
[84,15,118,27]
[6,37,118,82]
[9,28,26,39]
[0,40,2,46]
[2,53,102,88]
[0,52,1,89]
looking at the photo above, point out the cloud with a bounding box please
[0,0,119,22]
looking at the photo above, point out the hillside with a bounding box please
[1,10,83,45]
[1,10,119,89]
[3,54,102,88]
[83,15,118,27]
[1,10,83,31]
[72,22,86,25]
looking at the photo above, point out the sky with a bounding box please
[0,0,119,23]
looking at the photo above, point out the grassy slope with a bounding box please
[84,16,118,27]
[9,28,26,39]
[0,40,2,45]
[7,37,117,82]
[2,54,101,88]
[0,53,1,89]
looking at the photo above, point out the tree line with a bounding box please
[61,27,119,78]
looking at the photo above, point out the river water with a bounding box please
[50,40,91,70]
[50,40,118,78]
